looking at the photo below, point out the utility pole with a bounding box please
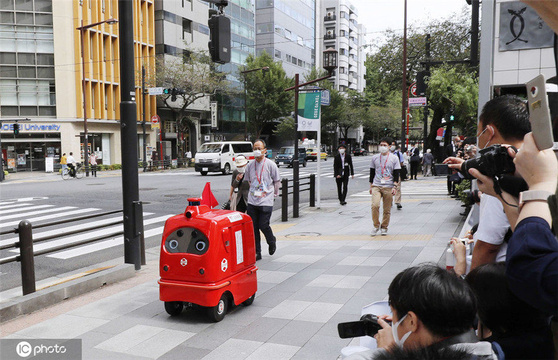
[470,0,480,69]
[400,0,408,147]
[142,66,147,172]
[293,74,300,218]
[119,0,141,270]
[423,34,431,149]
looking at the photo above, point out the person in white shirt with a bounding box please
[89,152,97,177]
[66,152,77,177]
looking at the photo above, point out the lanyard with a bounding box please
[380,154,389,176]
[255,158,266,184]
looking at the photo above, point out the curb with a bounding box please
[0,263,135,324]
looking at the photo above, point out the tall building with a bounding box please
[0,0,157,171]
[316,0,365,93]
[255,0,315,78]
[154,0,211,157]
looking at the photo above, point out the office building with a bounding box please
[0,0,157,171]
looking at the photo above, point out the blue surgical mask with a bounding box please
[391,314,412,348]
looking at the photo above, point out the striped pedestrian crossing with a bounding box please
[0,197,169,263]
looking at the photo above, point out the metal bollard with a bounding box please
[281,178,288,222]
[133,201,145,267]
[309,174,315,207]
[18,220,36,295]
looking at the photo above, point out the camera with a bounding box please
[338,314,390,338]
[460,144,515,180]
[462,189,481,206]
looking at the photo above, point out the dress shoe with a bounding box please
[396,203,402,210]
[268,241,276,256]
[341,201,347,205]
[256,253,262,261]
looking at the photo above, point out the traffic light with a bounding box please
[450,114,455,121]
[416,71,429,96]
[13,123,19,135]
[208,15,231,64]
[163,88,171,95]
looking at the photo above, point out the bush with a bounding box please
[456,180,472,205]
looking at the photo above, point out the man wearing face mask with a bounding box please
[369,138,401,236]
[244,139,281,261]
[333,144,354,205]
[390,141,404,209]
[443,95,531,271]
[345,265,498,360]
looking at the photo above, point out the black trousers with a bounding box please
[247,204,275,255]
[336,176,349,202]
[410,161,420,179]
[68,163,76,177]
[91,164,97,177]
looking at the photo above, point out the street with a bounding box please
[0,156,389,292]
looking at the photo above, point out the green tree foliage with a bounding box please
[336,90,368,141]
[154,51,230,133]
[273,116,295,140]
[364,7,477,151]
[241,51,293,139]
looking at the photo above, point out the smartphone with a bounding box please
[526,75,555,150]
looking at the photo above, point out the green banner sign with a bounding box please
[297,92,321,131]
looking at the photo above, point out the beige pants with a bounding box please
[371,186,393,229]
[394,183,401,204]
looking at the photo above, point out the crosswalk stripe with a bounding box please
[0,213,151,247]
[0,206,73,222]
[0,203,33,211]
[0,205,51,215]
[0,208,100,229]
[9,215,169,255]
[0,197,48,205]
[47,224,166,259]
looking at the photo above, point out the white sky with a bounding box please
[352,0,471,51]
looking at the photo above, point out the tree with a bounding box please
[154,51,230,151]
[273,116,295,140]
[335,90,368,142]
[241,51,293,139]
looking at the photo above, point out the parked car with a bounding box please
[194,141,253,176]
[352,148,368,156]
[275,147,307,167]
[305,148,328,161]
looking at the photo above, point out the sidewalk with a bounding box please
[0,177,464,360]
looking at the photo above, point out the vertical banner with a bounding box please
[210,101,218,129]
[297,92,321,131]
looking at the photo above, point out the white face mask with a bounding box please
[390,146,396,152]
[339,149,345,154]
[477,127,491,150]
[237,167,246,173]
[391,314,412,348]
[379,146,389,154]
[253,149,264,157]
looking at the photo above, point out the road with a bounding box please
[0,156,373,292]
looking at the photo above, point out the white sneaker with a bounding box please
[381,228,388,236]
[371,228,379,236]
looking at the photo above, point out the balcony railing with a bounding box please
[324,15,336,22]
[324,33,336,40]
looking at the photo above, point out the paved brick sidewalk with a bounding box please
[1,177,464,360]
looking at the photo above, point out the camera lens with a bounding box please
[195,240,206,252]
[168,239,178,250]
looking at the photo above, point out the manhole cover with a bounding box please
[140,188,156,191]
[285,232,321,238]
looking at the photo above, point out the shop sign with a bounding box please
[0,123,61,132]
[7,158,15,169]
[17,154,26,165]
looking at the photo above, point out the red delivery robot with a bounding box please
[159,198,258,322]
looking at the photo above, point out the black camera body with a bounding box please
[338,314,389,339]
[460,144,515,180]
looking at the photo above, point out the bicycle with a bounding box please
[62,163,84,180]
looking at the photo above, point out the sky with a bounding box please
[353,0,471,52]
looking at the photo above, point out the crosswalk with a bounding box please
[0,197,170,262]
[278,170,370,179]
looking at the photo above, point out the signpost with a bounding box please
[148,87,164,96]
[410,83,417,97]
[409,97,427,107]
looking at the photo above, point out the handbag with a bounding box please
[221,200,231,210]
[230,192,238,211]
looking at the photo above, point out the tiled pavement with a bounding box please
[1,177,465,360]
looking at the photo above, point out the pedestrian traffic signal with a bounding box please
[162,88,185,102]
[416,71,429,96]
[163,88,171,95]
[450,114,455,121]
[13,123,19,135]
[208,15,231,64]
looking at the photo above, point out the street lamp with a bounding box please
[240,66,269,140]
[284,48,338,218]
[76,18,118,176]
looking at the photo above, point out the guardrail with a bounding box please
[0,203,145,296]
[279,174,316,222]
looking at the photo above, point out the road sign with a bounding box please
[148,87,164,95]
[409,97,427,107]
[151,115,160,124]
[410,83,417,97]
[210,101,218,128]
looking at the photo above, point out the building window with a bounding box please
[182,18,192,39]
[291,56,297,65]
[340,48,347,56]
[274,49,281,59]
[256,23,272,34]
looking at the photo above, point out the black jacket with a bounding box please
[333,153,354,178]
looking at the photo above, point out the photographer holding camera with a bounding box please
[344,264,497,360]
[443,95,531,271]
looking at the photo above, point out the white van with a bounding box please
[194,141,253,175]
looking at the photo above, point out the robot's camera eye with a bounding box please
[168,239,179,250]
[195,240,206,252]
[177,230,184,237]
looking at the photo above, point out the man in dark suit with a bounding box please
[446,136,461,158]
[333,144,354,205]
